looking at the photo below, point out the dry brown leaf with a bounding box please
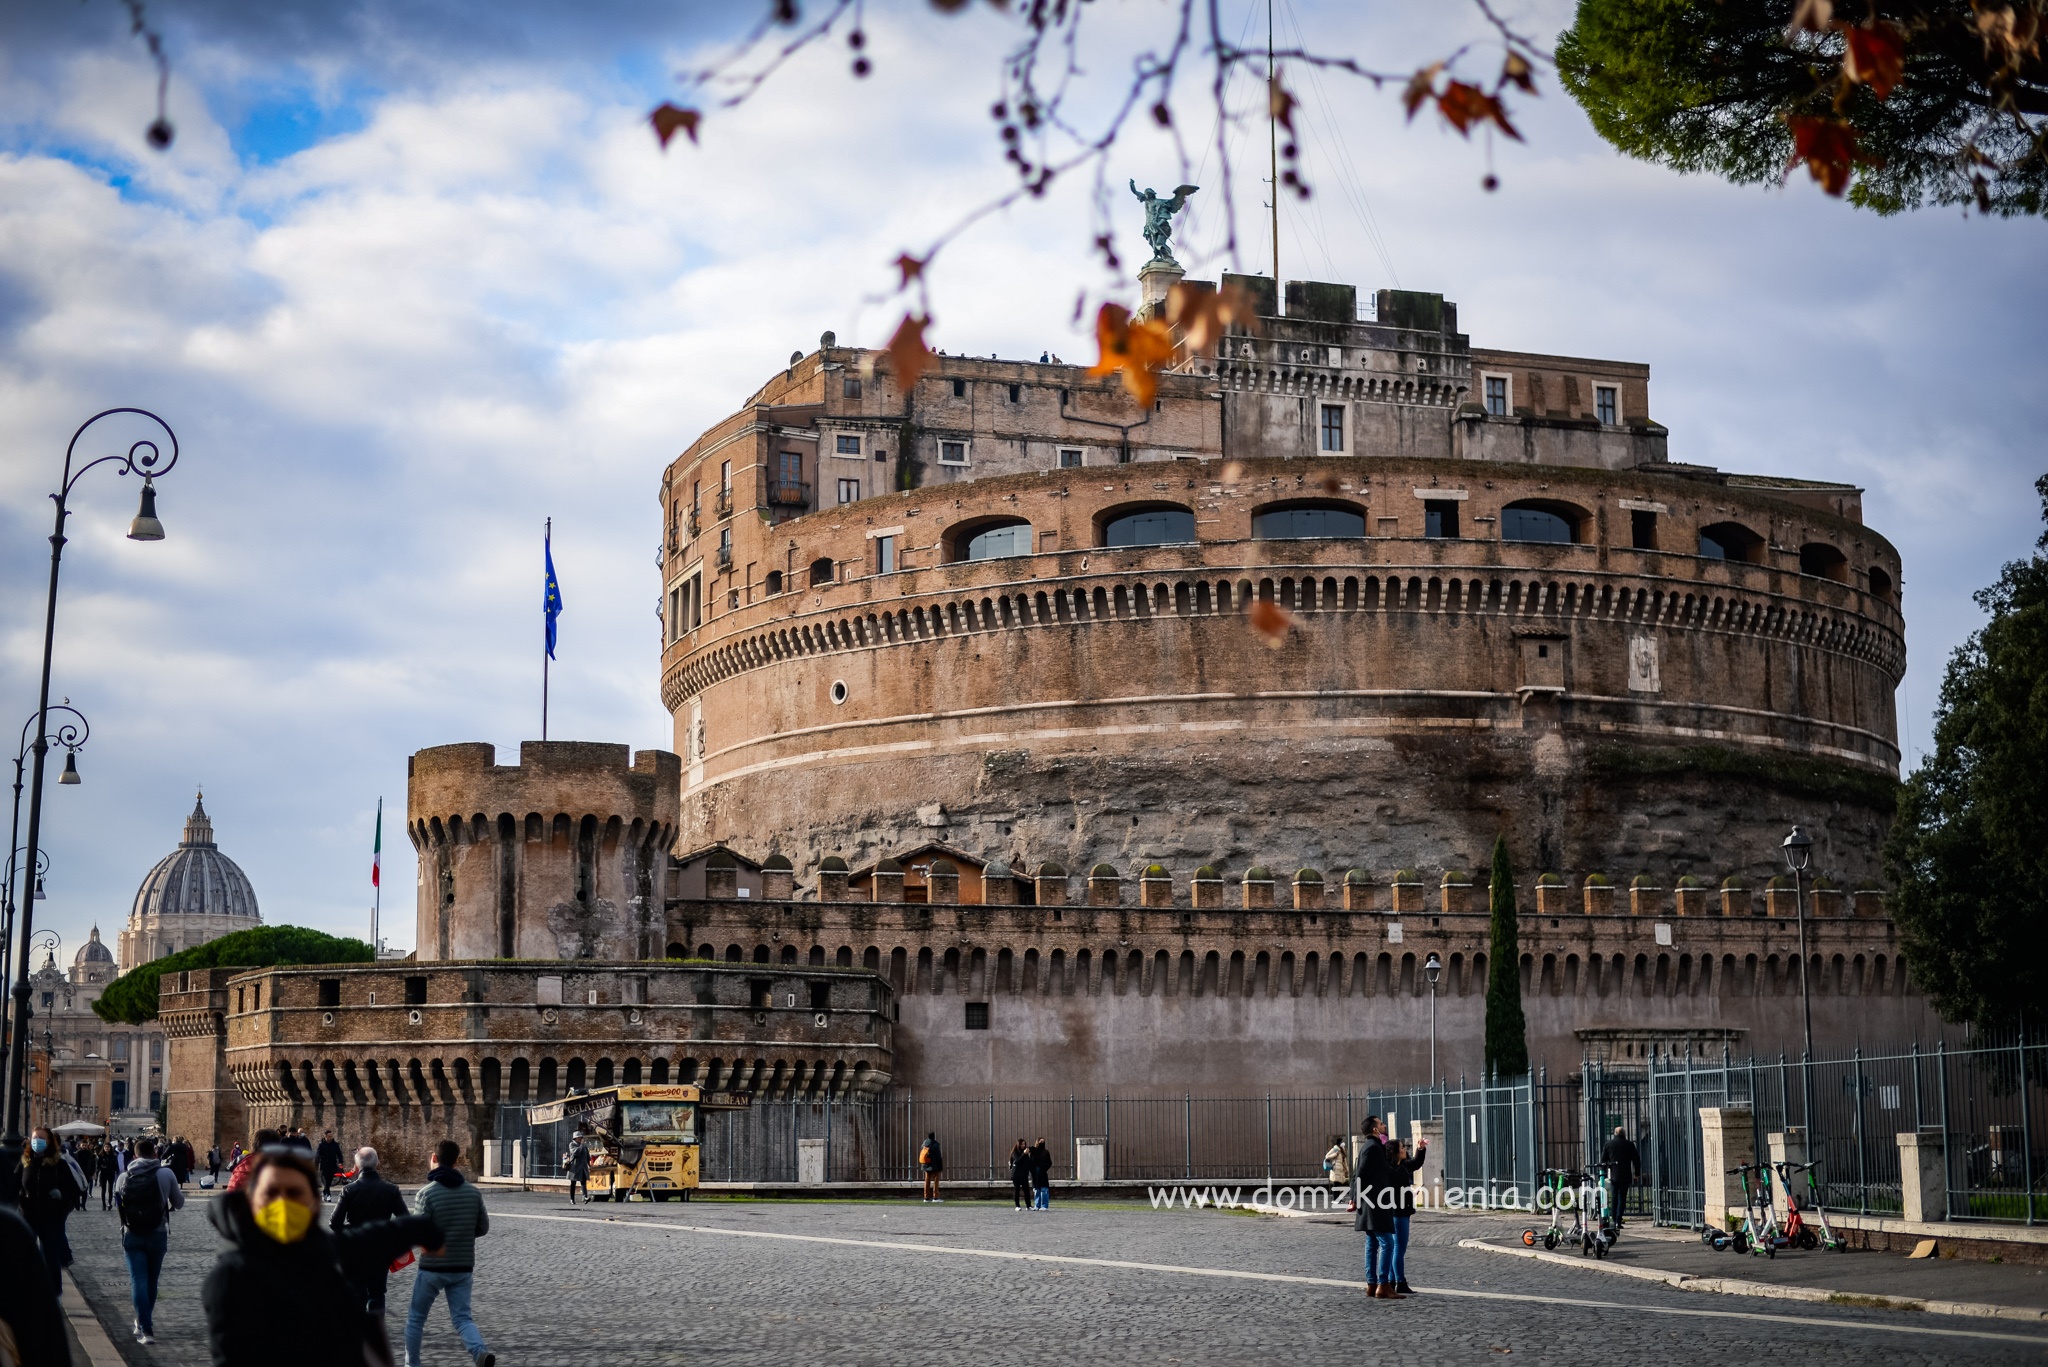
[1785,115,1860,195]
[1248,598,1295,649]
[894,253,926,287]
[650,103,701,149]
[1501,51,1536,95]
[1164,279,1263,355]
[1842,21,1906,100]
[1086,303,1175,408]
[1437,81,1522,141]
[1402,63,1443,121]
[886,313,934,390]
[1318,473,1342,496]
[1786,0,1833,36]
[1220,460,1246,484]
[1269,77,1299,133]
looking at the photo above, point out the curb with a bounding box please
[1458,1237,2048,1325]
[61,1284,127,1367]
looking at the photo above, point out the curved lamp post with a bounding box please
[1783,825,1816,1137]
[0,844,51,1107]
[4,704,86,1103]
[1424,951,1443,1081]
[5,408,176,1171]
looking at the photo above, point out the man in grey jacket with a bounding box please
[112,1137,185,1345]
[406,1140,495,1367]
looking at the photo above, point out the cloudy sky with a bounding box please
[1,0,2042,963]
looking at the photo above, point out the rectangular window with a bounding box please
[1631,509,1657,551]
[939,440,968,465]
[1008,383,1021,403]
[717,528,733,570]
[719,460,732,494]
[1320,404,1344,451]
[951,378,966,398]
[965,1001,990,1030]
[1058,448,1084,468]
[809,981,831,1011]
[318,979,341,1007]
[1595,385,1618,425]
[405,975,428,1006]
[842,376,861,399]
[1484,376,1509,416]
[1425,499,1460,539]
[76,1083,92,1108]
[837,478,861,506]
[113,1036,129,1060]
[779,450,802,483]
[111,1081,127,1111]
[750,979,773,1010]
[835,434,862,456]
[875,535,897,574]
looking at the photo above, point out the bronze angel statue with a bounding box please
[1130,181,1199,265]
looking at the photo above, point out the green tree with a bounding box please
[1485,836,1530,1077]
[1558,1,2048,216]
[1882,475,2048,1031]
[93,925,372,1025]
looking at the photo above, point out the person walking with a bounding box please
[167,1137,193,1187]
[61,1140,90,1213]
[228,1129,282,1193]
[203,1144,441,1367]
[113,1135,185,1344]
[1354,1115,1402,1299]
[563,1134,591,1205]
[1029,1137,1052,1211]
[1323,1134,1354,1209]
[1008,1139,1032,1211]
[407,1139,496,1367]
[100,1140,122,1208]
[20,1126,83,1297]
[0,1202,70,1367]
[1388,1135,1428,1295]
[918,1132,944,1203]
[328,1146,411,1315]
[315,1129,345,1198]
[206,1144,223,1186]
[1601,1126,1640,1227]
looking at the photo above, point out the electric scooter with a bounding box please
[1584,1162,1620,1258]
[1522,1168,1580,1250]
[1774,1159,1846,1251]
[1727,1161,1787,1257]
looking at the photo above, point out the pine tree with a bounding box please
[1484,835,1530,1078]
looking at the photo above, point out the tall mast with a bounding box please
[1268,0,1280,287]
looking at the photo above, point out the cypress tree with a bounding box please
[1484,835,1530,1078]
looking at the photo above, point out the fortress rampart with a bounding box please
[662,456,1903,886]
[409,742,680,962]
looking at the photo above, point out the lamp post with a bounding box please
[1424,951,1443,1081]
[5,703,86,1106]
[0,846,50,1108]
[5,408,176,1175]
[1783,825,1816,1136]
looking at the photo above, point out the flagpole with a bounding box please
[370,796,382,957]
[543,516,551,742]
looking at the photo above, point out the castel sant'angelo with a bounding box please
[165,210,1941,1170]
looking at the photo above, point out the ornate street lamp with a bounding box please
[1783,825,1816,1136]
[4,703,86,1108]
[5,409,177,1175]
[1424,951,1443,1081]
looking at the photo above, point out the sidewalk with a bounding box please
[1462,1219,2048,1324]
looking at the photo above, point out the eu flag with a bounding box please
[544,526,564,659]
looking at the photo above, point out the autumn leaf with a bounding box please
[1785,114,1860,194]
[1786,0,1833,36]
[894,253,926,288]
[1164,279,1262,355]
[1436,81,1522,141]
[650,103,701,149]
[1248,598,1295,649]
[1318,473,1342,495]
[1501,51,1536,95]
[886,313,935,390]
[1086,302,1175,407]
[1219,460,1246,484]
[1269,77,1299,134]
[1402,63,1444,120]
[1841,22,1906,100]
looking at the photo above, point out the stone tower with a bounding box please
[407,741,681,961]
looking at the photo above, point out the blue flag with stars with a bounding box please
[544,525,564,659]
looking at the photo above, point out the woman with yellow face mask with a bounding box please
[201,1147,442,1367]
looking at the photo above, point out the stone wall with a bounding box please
[409,742,680,962]
[172,961,892,1176]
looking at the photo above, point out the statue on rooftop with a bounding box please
[1130,180,1199,266]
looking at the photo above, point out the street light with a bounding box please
[1424,952,1443,1081]
[5,700,87,1113]
[1783,825,1816,1138]
[5,408,177,1179]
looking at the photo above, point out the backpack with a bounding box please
[120,1162,165,1233]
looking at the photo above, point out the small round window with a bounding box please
[829,680,849,705]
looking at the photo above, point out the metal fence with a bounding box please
[1617,1030,2045,1227]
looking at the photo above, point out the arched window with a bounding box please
[956,520,1034,561]
[1500,500,1586,544]
[1252,502,1366,540]
[1698,521,1764,564]
[764,570,784,595]
[808,557,835,587]
[1100,504,1196,548]
[1868,565,1894,602]
[1799,542,1848,583]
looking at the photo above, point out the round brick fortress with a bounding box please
[662,453,1903,889]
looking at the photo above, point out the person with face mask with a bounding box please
[19,1126,83,1296]
[202,1146,441,1367]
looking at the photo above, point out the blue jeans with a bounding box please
[1033,1185,1049,1209]
[122,1227,168,1333]
[1392,1215,1411,1283]
[1364,1231,1396,1284]
[406,1269,488,1365]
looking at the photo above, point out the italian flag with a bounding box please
[372,798,382,888]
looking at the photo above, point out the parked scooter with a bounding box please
[1774,1159,1847,1251]
[1725,1161,1788,1257]
[1522,1168,1585,1251]
[1583,1162,1620,1258]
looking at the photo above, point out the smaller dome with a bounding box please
[1441,869,1471,886]
[1630,873,1659,889]
[1142,864,1169,879]
[1244,866,1272,882]
[1721,875,1746,890]
[928,859,958,876]
[1193,865,1220,880]
[1294,868,1322,883]
[762,854,793,872]
[877,857,903,874]
[1089,863,1119,879]
[1584,873,1612,887]
[819,855,849,872]
[1344,868,1370,885]
[705,850,738,869]
[74,926,113,967]
[984,859,1012,881]
[1036,861,1065,878]
[1536,872,1564,886]
[1676,875,1701,889]
[1393,869,1420,883]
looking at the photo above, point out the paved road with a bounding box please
[58,1188,2048,1365]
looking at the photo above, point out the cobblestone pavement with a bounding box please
[59,1188,2048,1366]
